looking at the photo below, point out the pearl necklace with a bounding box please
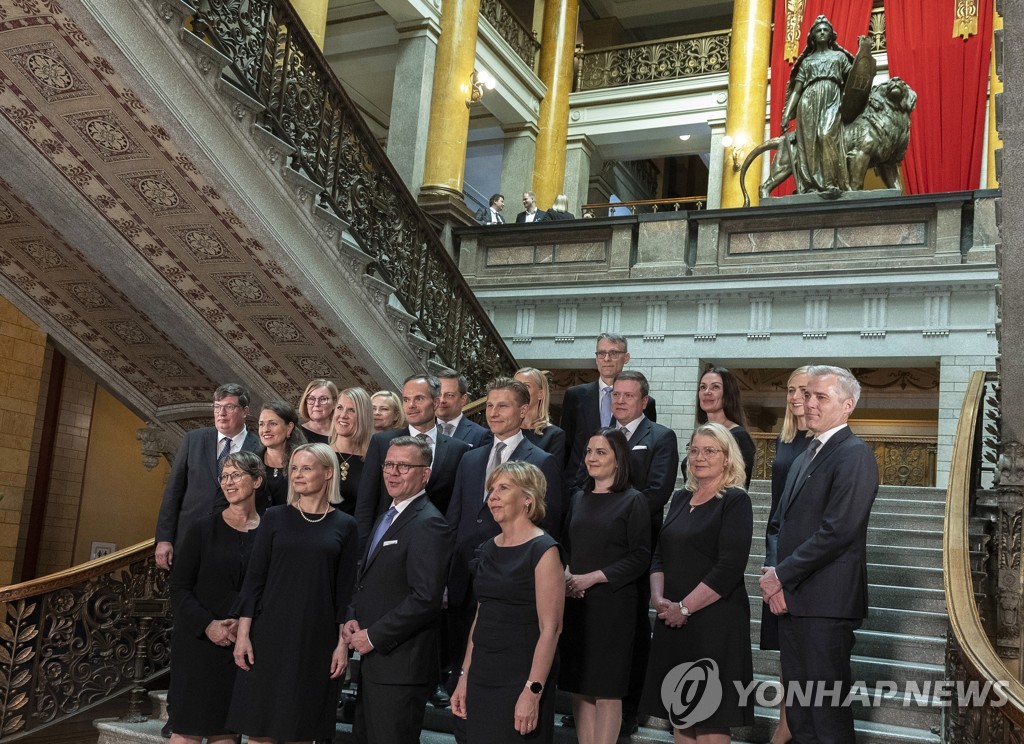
[297,504,329,523]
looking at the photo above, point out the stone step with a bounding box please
[748,596,949,637]
[745,575,947,613]
[148,690,167,722]
[748,543,943,569]
[95,718,167,744]
[747,482,946,504]
[751,497,947,519]
[754,651,945,688]
[751,519,943,544]
[746,560,945,591]
[750,619,945,665]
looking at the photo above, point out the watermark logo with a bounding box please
[660,658,723,728]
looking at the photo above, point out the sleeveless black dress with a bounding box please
[467,533,561,743]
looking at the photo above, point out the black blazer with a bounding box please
[545,210,575,221]
[561,380,657,479]
[355,429,471,550]
[764,426,878,620]
[155,426,261,544]
[442,416,492,450]
[515,209,549,223]
[624,418,679,535]
[349,495,453,684]
[445,437,561,605]
[523,424,566,468]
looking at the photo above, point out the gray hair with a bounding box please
[596,332,628,351]
[807,365,861,406]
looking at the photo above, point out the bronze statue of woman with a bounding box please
[781,16,856,195]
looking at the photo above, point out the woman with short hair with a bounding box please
[298,379,338,444]
[370,390,406,432]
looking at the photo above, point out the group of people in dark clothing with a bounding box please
[157,336,878,744]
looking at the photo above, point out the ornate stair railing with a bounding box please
[943,371,1024,741]
[0,540,169,741]
[186,0,517,394]
[480,0,539,68]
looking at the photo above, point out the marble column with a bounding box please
[532,0,580,207]
[420,0,482,197]
[705,117,727,210]
[563,134,594,215]
[386,20,440,193]
[500,124,539,206]
[291,0,329,49]
[719,0,772,209]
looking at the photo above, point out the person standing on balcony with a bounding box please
[761,366,878,744]
[561,333,657,489]
[515,191,549,223]
[545,194,576,221]
[436,369,492,449]
[155,382,260,571]
[481,193,506,224]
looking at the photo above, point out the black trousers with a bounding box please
[779,614,860,744]
[353,676,431,744]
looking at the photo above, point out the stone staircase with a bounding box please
[95,482,951,744]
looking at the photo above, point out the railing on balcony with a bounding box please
[0,540,169,741]
[751,432,938,487]
[480,0,539,68]
[943,371,1024,741]
[582,196,707,217]
[575,7,886,92]
[187,0,517,394]
[575,30,731,91]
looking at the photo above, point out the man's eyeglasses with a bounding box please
[382,461,429,474]
[687,447,723,459]
[595,350,625,359]
[212,403,242,413]
[219,471,249,483]
[306,396,333,406]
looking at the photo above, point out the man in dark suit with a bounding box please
[610,370,678,736]
[480,193,505,225]
[345,437,453,744]
[356,373,472,549]
[154,382,260,569]
[514,190,548,223]
[761,365,878,744]
[436,369,491,449]
[561,333,657,487]
[444,377,561,742]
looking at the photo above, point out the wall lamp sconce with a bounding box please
[722,134,749,172]
[467,69,496,107]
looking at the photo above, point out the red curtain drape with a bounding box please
[767,0,874,196]
[885,0,992,194]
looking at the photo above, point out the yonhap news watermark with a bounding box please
[661,659,1009,730]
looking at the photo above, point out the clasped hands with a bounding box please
[564,571,599,599]
[759,567,789,615]
[205,618,237,647]
[650,596,688,628]
[342,619,373,655]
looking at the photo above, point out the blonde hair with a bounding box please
[331,387,374,456]
[287,443,342,505]
[780,366,812,444]
[515,367,552,434]
[298,379,338,420]
[684,423,747,495]
[371,390,406,430]
[486,461,548,525]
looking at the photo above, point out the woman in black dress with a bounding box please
[226,443,359,743]
[330,386,373,516]
[695,367,756,487]
[298,378,338,444]
[760,366,811,744]
[255,401,306,512]
[641,423,754,744]
[560,428,650,744]
[168,451,262,744]
[515,366,566,467]
[370,389,406,432]
[451,461,564,743]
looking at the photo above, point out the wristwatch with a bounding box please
[678,601,690,617]
[526,680,544,694]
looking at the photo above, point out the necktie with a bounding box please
[484,441,507,500]
[497,213,504,224]
[443,422,455,437]
[217,436,231,472]
[599,386,612,427]
[368,506,398,555]
[791,439,822,487]
[618,425,630,439]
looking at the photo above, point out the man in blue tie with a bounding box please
[345,437,453,744]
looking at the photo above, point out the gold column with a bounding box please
[719,0,773,208]
[532,0,580,208]
[986,5,1003,188]
[291,0,329,49]
[420,0,482,196]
